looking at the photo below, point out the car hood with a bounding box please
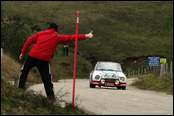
[94,70,126,77]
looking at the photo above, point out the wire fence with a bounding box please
[126,61,173,80]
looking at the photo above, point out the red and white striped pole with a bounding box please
[72,11,80,109]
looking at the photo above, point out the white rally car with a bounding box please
[89,61,126,90]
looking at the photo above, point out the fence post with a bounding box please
[128,71,130,77]
[133,71,134,77]
[170,61,173,80]
[148,66,150,73]
[164,63,166,77]
[157,66,160,77]
[144,68,146,74]
[166,63,168,77]
[150,66,152,73]
[164,63,166,76]
[160,63,163,77]
[130,71,132,77]
[135,70,137,76]
[153,66,156,78]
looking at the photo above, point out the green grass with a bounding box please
[1,79,89,115]
[131,74,173,95]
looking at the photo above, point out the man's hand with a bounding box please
[19,54,24,60]
[85,31,93,39]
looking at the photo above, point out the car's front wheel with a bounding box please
[90,83,96,88]
[117,86,122,90]
[122,86,126,90]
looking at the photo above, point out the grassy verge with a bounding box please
[130,74,173,95]
[1,79,89,115]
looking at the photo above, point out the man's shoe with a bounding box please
[48,96,57,102]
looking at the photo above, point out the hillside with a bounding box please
[1,53,41,87]
[1,1,173,78]
[1,53,89,115]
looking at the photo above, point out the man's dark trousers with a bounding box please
[18,56,55,98]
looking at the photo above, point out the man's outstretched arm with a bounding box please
[59,31,93,43]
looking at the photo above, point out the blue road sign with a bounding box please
[148,57,160,66]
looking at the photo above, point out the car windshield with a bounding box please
[95,62,122,72]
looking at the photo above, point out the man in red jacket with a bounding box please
[18,23,93,101]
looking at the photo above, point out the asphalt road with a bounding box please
[29,78,173,115]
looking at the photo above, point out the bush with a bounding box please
[1,17,38,62]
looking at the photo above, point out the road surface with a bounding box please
[29,78,173,115]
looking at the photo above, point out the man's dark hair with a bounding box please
[49,23,58,32]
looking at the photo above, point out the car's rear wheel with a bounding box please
[90,83,96,88]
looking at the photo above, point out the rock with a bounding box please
[22,90,37,101]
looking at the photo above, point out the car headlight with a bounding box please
[101,79,105,84]
[115,79,119,85]
[120,77,125,82]
[95,75,100,80]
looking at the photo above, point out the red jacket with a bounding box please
[21,29,86,62]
